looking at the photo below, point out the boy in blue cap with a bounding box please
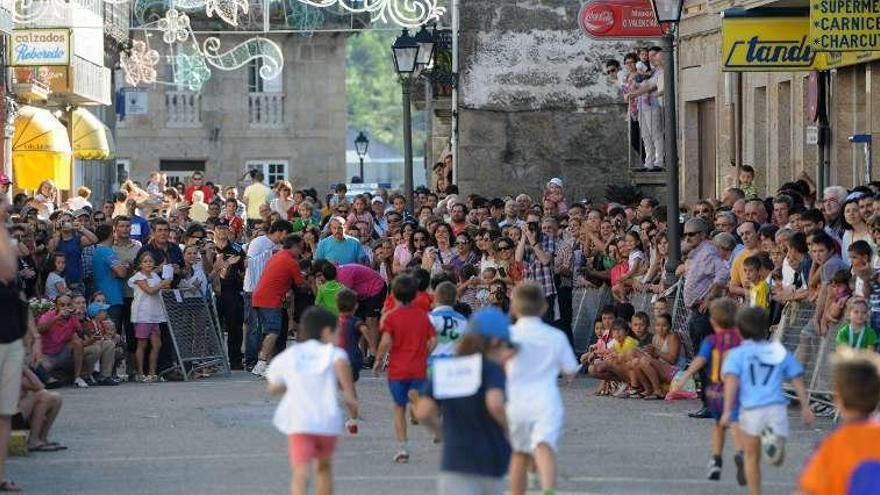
[415,307,516,495]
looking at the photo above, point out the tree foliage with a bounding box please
[346,30,424,154]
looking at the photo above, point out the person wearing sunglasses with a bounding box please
[184,173,213,204]
[680,217,730,419]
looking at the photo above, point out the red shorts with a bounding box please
[288,434,338,465]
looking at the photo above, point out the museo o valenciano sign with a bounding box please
[9,29,71,66]
[579,0,665,39]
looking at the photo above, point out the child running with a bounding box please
[798,348,880,494]
[266,307,359,495]
[720,306,813,495]
[335,288,376,392]
[670,297,743,482]
[506,282,579,495]
[128,253,170,383]
[373,274,436,463]
[428,281,468,361]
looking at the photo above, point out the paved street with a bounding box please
[9,373,831,495]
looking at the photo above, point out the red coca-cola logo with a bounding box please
[581,4,615,34]
[578,0,665,39]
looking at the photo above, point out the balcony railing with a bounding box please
[248,92,284,127]
[165,91,201,127]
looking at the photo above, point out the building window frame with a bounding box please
[246,160,289,186]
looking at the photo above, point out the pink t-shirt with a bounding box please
[38,309,82,355]
[337,264,386,298]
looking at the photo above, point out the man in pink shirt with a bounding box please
[336,263,387,359]
[37,295,89,387]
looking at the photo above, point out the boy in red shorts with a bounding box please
[267,307,359,495]
[374,274,436,463]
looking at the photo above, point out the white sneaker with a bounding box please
[251,360,268,377]
[74,377,89,388]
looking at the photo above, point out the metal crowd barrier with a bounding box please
[668,279,695,361]
[629,289,654,318]
[160,289,231,381]
[770,301,840,416]
[571,285,611,354]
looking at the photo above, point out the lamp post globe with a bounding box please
[391,28,420,76]
[413,25,436,68]
[649,0,684,23]
[355,131,369,181]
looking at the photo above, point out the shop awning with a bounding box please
[72,107,113,160]
[12,106,72,191]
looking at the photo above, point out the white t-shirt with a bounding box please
[128,272,166,323]
[505,316,579,423]
[45,272,66,300]
[243,235,277,292]
[266,340,348,435]
[628,250,645,270]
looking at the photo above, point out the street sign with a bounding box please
[721,10,820,72]
[810,0,880,51]
[124,88,149,115]
[806,125,819,145]
[578,0,665,39]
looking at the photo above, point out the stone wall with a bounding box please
[457,0,634,202]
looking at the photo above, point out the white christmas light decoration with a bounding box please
[204,0,248,26]
[294,0,445,29]
[120,39,160,86]
[157,8,191,44]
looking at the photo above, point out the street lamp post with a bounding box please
[392,26,435,209]
[648,0,684,279]
[354,131,369,182]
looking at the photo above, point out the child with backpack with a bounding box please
[720,306,813,495]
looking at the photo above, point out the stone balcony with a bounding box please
[248,92,284,127]
[165,91,201,128]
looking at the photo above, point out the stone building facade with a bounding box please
[116,33,346,191]
[456,0,633,202]
[677,0,880,201]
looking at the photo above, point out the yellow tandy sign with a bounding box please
[722,13,880,71]
[722,15,820,71]
[810,0,880,51]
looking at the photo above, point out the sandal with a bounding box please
[28,443,61,452]
[627,389,645,399]
[45,442,68,450]
[0,481,21,492]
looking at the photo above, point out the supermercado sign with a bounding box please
[9,29,71,66]
[722,10,819,71]
[811,0,880,51]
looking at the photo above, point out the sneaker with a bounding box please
[393,449,409,464]
[96,376,120,386]
[733,451,746,486]
[612,383,630,398]
[251,360,268,377]
[706,460,721,481]
[83,375,97,387]
[73,377,89,388]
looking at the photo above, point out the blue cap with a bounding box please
[467,307,512,341]
[87,302,110,318]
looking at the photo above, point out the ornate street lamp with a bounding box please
[354,131,369,182]
[391,28,422,208]
[413,25,436,68]
[648,0,685,278]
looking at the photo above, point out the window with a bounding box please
[247,59,282,93]
[160,159,206,187]
[246,160,288,186]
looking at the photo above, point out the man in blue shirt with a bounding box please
[91,224,128,332]
[125,199,151,244]
[48,213,98,293]
[315,217,365,265]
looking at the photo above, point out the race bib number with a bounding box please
[432,354,482,400]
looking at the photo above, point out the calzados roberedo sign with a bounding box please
[579,0,665,39]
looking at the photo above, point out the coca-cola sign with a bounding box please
[579,0,665,39]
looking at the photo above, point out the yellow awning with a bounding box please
[12,106,72,191]
[72,108,112,160]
